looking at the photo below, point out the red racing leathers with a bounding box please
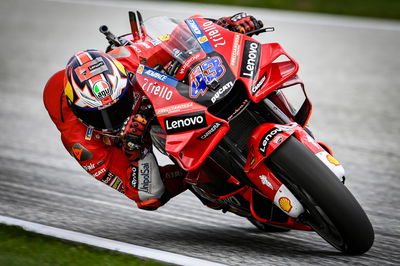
[43,43,186,210]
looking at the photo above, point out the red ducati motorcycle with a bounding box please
[101,11,374,254]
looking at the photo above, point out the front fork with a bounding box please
[244,121,345,221]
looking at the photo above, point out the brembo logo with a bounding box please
[164,111,207,134]
[258,128,283,156]
[240,40,261,80]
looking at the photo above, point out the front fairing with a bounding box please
[136,17,301,170]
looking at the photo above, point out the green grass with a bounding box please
[0,224,166,266]
[171,0,400,20]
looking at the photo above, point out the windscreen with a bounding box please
[144,16,203,64]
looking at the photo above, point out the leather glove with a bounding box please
[216,12,263,34]
[120,114,147,162]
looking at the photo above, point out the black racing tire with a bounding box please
[266,136,374,254]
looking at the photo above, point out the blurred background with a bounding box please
[171,0,400,19]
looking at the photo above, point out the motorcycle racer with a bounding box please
[43,12,263,210]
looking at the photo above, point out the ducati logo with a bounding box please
[71,143,92,161]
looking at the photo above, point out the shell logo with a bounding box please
[198,36,207,43]
[327,154,341,166]
[159,34,171,41]
[278,197,293,212]
[137,65,144,74]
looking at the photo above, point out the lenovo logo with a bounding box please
[240,40,261,80]
[164,111,207,134]
[258,128,283,156]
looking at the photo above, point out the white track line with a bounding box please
[0,215,226,266]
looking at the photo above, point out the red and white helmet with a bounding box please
[65,49,134,133]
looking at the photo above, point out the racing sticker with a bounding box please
[327,154,341,166]
[230,34,242,67]
[111,177,124,192]
[198,122,223,140]
[130,165,138,188]
[185,18,214,53]
[138,65,178,87]
[259,175,274,190]
[71,143,93,161]
[100,171,116,185]
[189,57,225,98]
[202,21,226,48]
[278,197,293,212]
[75,57,108,82]
[138,161,151,193]
[92,80,112,100]
[85,127,93,140]
[258,127,284,156]
[164,111,207,134]
[240,40,261,80]
[100,171,124,193]
[92,168,106,178]
[251,73,267,95]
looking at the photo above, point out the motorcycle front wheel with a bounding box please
[266,136,374,254]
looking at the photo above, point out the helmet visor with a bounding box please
[71,85,135,133]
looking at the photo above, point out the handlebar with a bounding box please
[245,27,275,37]
[99,25,132,48]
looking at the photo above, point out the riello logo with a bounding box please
[164,111,207,134]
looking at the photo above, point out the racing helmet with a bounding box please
[65,49,134,134]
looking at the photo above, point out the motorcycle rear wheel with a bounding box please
[266,136,374,254]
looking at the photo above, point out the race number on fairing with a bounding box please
[190,57,225,98]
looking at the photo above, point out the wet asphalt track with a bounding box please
[1,0,400,265]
